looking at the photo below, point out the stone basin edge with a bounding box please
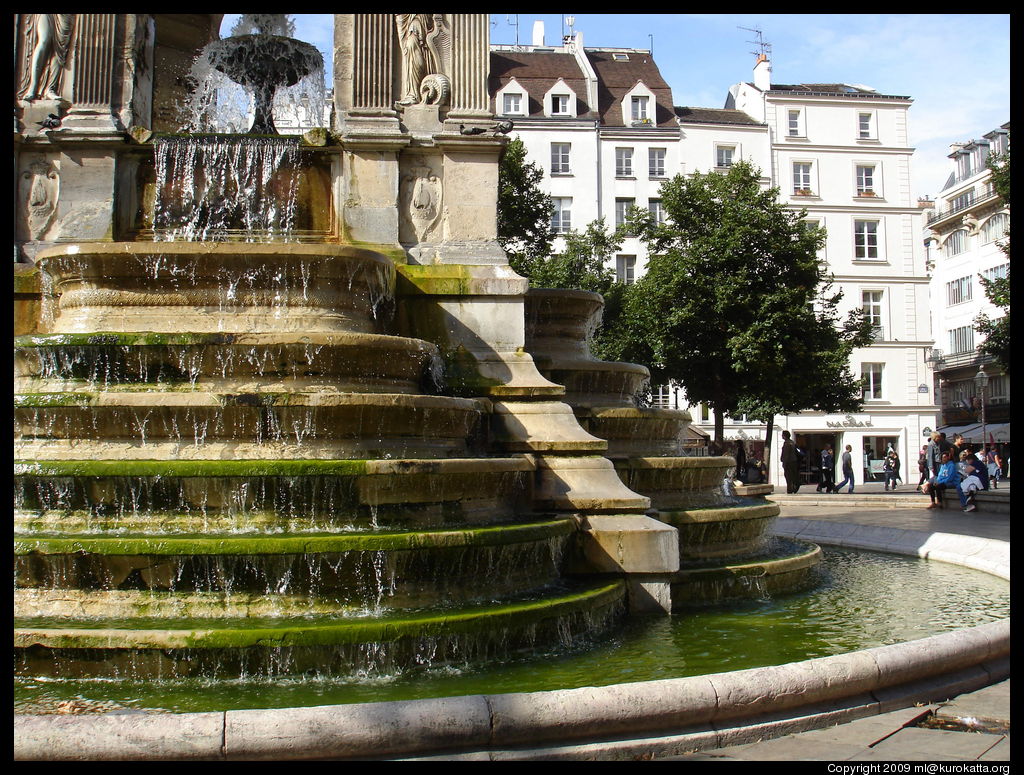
[13,522,1010,761]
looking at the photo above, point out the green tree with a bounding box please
[602,160,873,446]
[975,142,1010,371]
[528,218,621,293]
[497,138,553,279]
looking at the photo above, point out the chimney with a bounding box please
[532,20,545,47]
[753,53,771,91]
[917,197,935,210]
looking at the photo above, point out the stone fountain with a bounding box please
[13,9,813,688]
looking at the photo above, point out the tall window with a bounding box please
[716,145,735,168]
[982,263,1009,282]
[651,385,675,409]
[946,276,973,306]
[952,191,974,211]
[861,290,884,338]
[861,363,884,400]
[615,198,636,230]
[787,109,803,137]
[550,143,571,175]
[981,213,1009,244]
[949,326,975,354]
[502,93,522,115]
[944,230,967,256]
[550,94,570,115]
[856,165,876,195]
[631,96,650,122]
[550,197,571,234]
[793,162,813,194]
[858,112,875,139]
[854,220,880,259]
[616,255,636,284]
[648,198,666,225]
[615,147,634,177]
[648,148,666,177]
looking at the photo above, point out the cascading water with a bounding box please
[13,16,630,696]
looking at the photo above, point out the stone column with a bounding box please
[444,14,492,126]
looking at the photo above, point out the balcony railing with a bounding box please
[927,185,1000,227]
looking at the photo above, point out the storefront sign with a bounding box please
[825,415,874,429]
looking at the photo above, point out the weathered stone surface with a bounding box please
[223,695,491,760]
[575,514,679,574]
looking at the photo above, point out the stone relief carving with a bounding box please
[395,14,451,107]
[401,160,442,243]
[19,158,60,241]
[18,14,75,102]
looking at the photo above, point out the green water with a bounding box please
[14,548,1010,715]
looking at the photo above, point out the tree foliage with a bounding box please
[527,218,621,293]
[497,138,553,278]
[600,160,874,444]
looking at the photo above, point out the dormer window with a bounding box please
[543,81,577,118]
[622,82,656,127]
[503,93,523,115]
[631,96,650,123]
[498,79,528,117]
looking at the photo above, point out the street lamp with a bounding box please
[974,365,989,451]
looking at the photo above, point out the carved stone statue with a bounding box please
[395,14,451,107]
[18,14,75,102]
[18,158,59,241]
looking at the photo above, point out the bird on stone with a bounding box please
[459,124,487,135]
[38,113,62,129]
[491,120,514,135]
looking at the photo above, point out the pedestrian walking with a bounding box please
[817,445,836,493]
[835,444,855,493]
[916,445,929,491]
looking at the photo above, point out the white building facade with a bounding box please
[489,33,936,487]
[720,56,937,488]
[489,26,680,280]
[923,124,1010,449]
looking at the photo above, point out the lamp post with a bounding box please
[974,365,989,451]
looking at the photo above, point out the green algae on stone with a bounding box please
[14,518,577,556]
[14,459,372,479]
[13,579,625,650]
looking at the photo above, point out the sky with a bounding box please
[224,13,1010,201]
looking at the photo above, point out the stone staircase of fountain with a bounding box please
[523,288,822,609]
[13,244,628,680]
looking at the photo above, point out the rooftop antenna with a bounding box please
[649,33,654,56]
[738,25,772,61]
[506,14,520,45]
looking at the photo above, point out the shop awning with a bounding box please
[937,423,980,439]
[962,423,1010,444]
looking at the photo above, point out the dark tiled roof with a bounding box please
[675,106,764,126]
[584,50,676,128]
[488,51,592,118]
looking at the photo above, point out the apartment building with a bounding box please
[489,31,935,486]
[922,124,1010,449]
[719,55,937,487]
[489,24,679,281]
